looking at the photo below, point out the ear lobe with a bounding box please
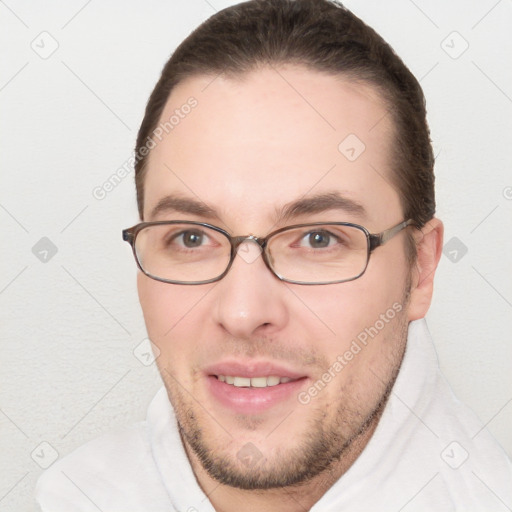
[407,218,444,321]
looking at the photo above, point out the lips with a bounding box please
[205,360,308,414]
[205,360,305,382]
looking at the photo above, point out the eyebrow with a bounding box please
[148,191,366,224]
[149,194,220,221]
[277,192,367,223]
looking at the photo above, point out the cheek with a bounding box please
[137,274,207,342]
[291,259,409,351]
[137,274,169,337]
[137,276,217,387]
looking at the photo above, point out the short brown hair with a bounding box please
[134,0,435,239]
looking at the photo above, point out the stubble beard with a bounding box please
[165,291,411,491]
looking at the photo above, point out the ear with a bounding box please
[407,218,444,321]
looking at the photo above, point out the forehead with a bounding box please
[143,65,402,230]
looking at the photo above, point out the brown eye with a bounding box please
[180,230,204,248]
[307,231,331,248]
[299,230,338,249]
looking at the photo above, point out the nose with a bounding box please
[212,240,289,339]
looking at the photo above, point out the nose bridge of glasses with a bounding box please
[231,235,264,264]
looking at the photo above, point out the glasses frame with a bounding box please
[122,219,414,286]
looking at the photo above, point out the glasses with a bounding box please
[122,219,413,286]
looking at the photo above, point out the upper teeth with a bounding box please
[218,375,293,388]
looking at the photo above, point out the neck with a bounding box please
[184,410,381,512]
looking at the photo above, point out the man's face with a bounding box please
[138,66,415,488]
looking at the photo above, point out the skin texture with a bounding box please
[137,65,443,512]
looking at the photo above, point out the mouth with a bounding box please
[205,362,308,414]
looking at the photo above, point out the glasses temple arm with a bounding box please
[369,219,414,251]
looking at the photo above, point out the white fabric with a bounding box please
[35,319,512,511]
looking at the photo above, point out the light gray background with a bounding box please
[1,1,511,510]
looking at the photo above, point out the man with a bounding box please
[36,1,512,510]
